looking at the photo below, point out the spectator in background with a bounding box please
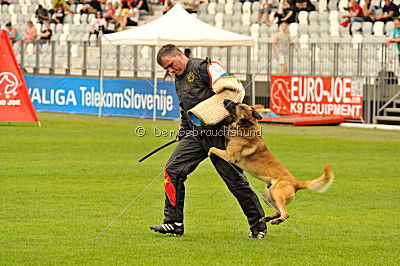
[163,0,175,14]
[121,1,130,16]
[81,0,102,14]
[386,18,400,62]
[184,48,191,58]
[22,21,37,44]
[89,11,107,37]
[294,0,315,12]
[362,0,375,22]
[135,0,150,15]
[374,0,399,23]
[274,0,296,25]
[39,22,52,44]
[182,0,205,14]
[4,22,22,44]
[341,0,364,27]
[257,0,279,25]
[272,22,297,75]
[35,5,50,24]
[51,4,65,24]
[104,2,117,23]
[118,1,139,30]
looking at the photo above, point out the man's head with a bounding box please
[38,4,43,10]
[384,0,391,7]
[157,44,189,76]
[44,21,50,29]
[5,22,11,30]
[184,48,191,58]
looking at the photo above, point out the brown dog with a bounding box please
[208,100,334,225]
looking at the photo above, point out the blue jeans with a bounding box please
[350,17,364,23]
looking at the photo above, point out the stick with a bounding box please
[138,139,178,162]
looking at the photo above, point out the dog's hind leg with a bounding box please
[259,185,281,222]
[269,184,292,225]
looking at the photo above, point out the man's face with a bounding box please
[160,52,187,76]
[385,0,390,6]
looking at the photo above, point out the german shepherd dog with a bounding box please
[208,100,334,225]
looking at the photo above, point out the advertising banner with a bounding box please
[25,76,180,120]
[270,75,363,119]
[0,30,39,122]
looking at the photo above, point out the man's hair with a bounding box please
[6,22,12,27]
[157,44,182,65]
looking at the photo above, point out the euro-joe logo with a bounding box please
[270,75,363,119]
[0,72,21,106]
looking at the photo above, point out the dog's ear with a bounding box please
[223,99,238,114]
[238,118,254,127]
[252,110,263,120]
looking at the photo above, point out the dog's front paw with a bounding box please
[208,147,216,157]
[270,218,284,225]
[259,216,272,223]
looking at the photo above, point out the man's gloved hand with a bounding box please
[176,127,187,142]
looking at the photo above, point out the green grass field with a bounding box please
[1,112,399,265]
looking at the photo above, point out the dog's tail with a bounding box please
[296,163,334,192]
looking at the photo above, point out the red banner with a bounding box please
[270,75,363,119]
[0,30,38,122]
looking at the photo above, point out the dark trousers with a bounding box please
[163,131,266,232]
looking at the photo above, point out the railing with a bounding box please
[14,40,400,123]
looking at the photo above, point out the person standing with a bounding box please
[149,44,267,239]
[386,18,400,62]
[273,22,297,75]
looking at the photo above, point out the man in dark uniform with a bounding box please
[149,44,267,239]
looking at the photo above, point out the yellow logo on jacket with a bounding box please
[187,72,195,83]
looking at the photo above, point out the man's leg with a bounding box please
[205,135,266,237]
[150,135,207,234]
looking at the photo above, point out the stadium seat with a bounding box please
[63,24,71,34]
[252,2,260,14]
[338,0,349,12]
[330,22,340,37]
[21,5,29,15]
[215,3,224,14]
[225,2,233,14]
[241,13,251,26]
[242,2,251,14]
[373,21,384,36]
[250,12,258,24]
[289,23,299,37]
[250,23,260,38]
[352,22,362,32]
[81,14,88,24]
[298,11,309,25]
[385,21,394,36]
[233,2,242,14]
[240,25,250,36]
[217,0,225,4]
[318,12,329,25]
[328,0,338,11]
[198,3,207,14]
[309,11,318,24]
[318,0,327,12]
[215,12,224,28]
[207,3,216,15]
[73,14,81,25]
[198,12,207,22]
[8,4,15,14]
[329,11,339,24]
[363,22,373,35]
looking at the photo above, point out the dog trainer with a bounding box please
[149,44,267,239]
